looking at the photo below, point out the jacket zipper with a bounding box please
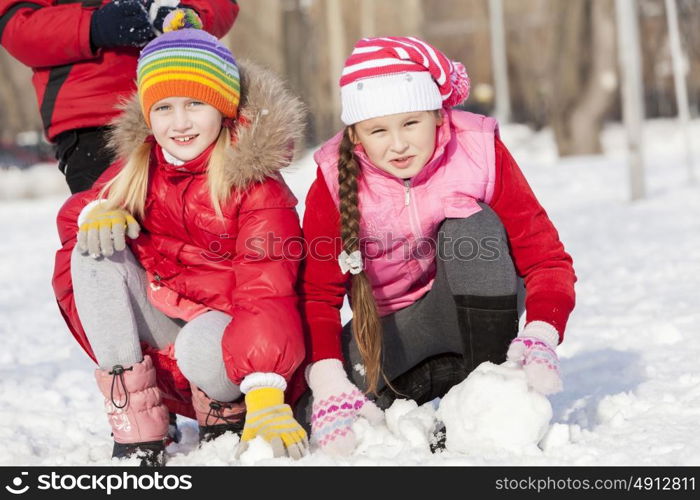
[403,179,422,238]
[403,179,432,275]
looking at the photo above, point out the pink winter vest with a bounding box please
[314,109,498,316]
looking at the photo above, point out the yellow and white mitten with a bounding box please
[236,385,308,460]
[77,201,140,258]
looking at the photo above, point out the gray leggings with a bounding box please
[71,246,241,402]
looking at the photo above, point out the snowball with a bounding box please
[385,399,437,450]
[436,362,552,453]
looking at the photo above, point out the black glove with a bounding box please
[150,4,177,34]
[90,0,155,50]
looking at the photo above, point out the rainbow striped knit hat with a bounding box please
[137,10,240,128]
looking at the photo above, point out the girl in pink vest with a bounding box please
[298,37,576,455]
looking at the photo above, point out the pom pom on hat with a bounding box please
[446,61,471,108]
[162,8,203,32]
[339,36,471,125]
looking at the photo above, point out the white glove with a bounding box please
[506,321,563,395]
[307,358,384,456]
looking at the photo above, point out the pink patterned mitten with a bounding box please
[506,321,563,395]
[307,359,384,456]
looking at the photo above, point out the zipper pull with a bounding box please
[404,179,411,206]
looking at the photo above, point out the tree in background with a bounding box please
[0,51,41,141]
[549,0,618,156]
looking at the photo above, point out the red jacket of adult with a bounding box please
[52,61,306,417]
[0,0,238,141]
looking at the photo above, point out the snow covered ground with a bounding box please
[1,118,699,466]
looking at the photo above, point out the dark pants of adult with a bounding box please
[295,203,525,429]
[55,127,115,194]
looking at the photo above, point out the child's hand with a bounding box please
[307,359,384,456]
[236,387,308,460]
[77,203,140,258]
[506,321,563,395]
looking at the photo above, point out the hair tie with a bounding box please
[338,250,363,275]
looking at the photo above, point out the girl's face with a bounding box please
[149,97,223,162]
[351,110,443,179]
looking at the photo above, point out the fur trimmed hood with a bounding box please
[107,59,306,189]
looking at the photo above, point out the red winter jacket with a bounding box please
[300,136,577,363]
[52,60,307,416]
[0,0,238,140]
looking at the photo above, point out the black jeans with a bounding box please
[55,127,114,194]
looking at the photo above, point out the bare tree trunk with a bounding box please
[374,0,424,38]
[616,0,646,200]
[550,0,617,156]
[227,0,284,74]
[0,51,41,141]
[550,0,586,155]
[304,0,340,143]
[282,0,316,145]
[567,0,617,154]
[665,0,695,182]
[360,0,376,38]
[503,0,551,128]
[0,55,18,140]
[401,0,424,36]
[326,0,346,131]
[489,0,511,123]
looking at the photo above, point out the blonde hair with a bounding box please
[99,127,233,217]
[337,127,383,394]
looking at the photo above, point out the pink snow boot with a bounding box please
[95,355,169,466]
[190,383,246,443]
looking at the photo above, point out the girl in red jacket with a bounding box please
[298,37,576,455]
[52,11,307,464]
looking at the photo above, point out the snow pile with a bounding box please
[437,362,552,454]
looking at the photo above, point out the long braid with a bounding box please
[337,127,383,394]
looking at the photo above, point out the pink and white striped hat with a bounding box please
[340,36,471,125]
